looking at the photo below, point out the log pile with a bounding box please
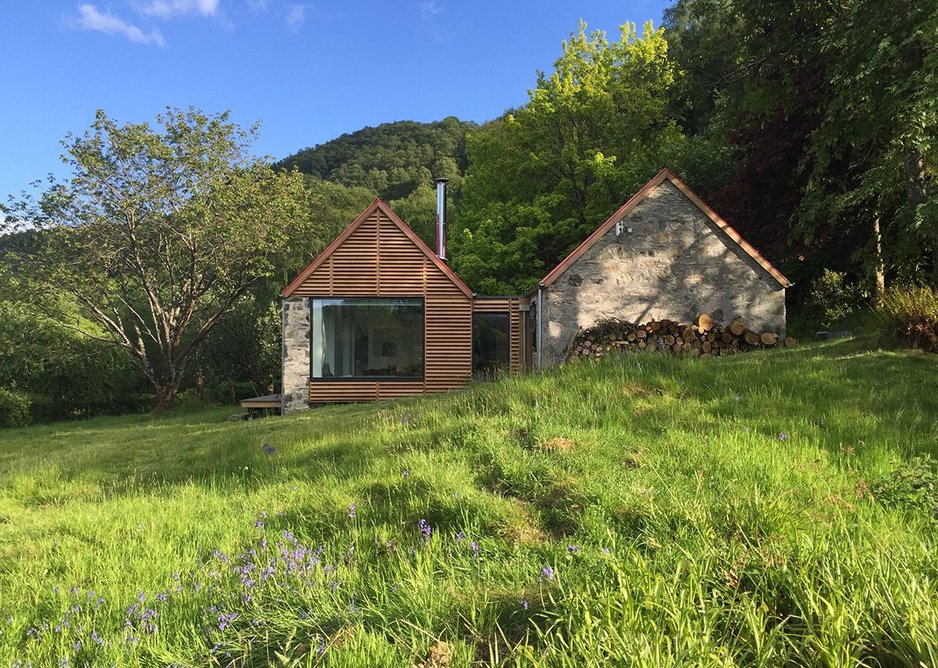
[563,315,796,361]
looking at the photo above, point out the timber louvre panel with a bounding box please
[472,297,525,372]
[297,206,473,404]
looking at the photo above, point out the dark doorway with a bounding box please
[473,312,510,377]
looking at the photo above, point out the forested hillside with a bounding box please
[277,117,476,200]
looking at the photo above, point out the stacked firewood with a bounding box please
[564,314,796,361]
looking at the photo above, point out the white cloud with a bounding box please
[285,4,305,31]
[142,0,220,19]
[419,0,442,17]
[76,4,165,46]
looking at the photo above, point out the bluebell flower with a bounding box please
[262,442,276,455]
[417,519,432,541]
[348,504,357,519]
[539,565,555,582]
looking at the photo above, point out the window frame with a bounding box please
[308,296,425,382]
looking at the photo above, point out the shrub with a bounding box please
[807,269,864,326]
[0,387,31,428]
[877,284,938,353]
[872,455,938,518]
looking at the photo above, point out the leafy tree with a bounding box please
[3,108,321,409]
[802,0,937,290]
[452,22,688,293]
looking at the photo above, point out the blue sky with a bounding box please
[1,1,670,200]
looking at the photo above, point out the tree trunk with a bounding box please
[872,214,885,307]
[154,383,179,411]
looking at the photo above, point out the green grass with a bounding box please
[1,339,937,667]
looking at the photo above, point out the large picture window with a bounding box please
[311,298,424,380]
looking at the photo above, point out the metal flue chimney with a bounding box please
[435,177,449,262]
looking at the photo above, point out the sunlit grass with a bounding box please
[0,339,936,666]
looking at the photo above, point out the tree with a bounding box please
[452,21,692,293]
[3,108,320,409]
[802,0,937,287]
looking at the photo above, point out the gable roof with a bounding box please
[282,198,474,299]
[537,168,792,291]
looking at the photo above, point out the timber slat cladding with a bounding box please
[299,208,472,404]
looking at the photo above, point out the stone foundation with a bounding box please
[281,297,310,413]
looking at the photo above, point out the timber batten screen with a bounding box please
[285,200,473,405]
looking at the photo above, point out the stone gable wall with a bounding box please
[540,181,786,365]
[281,296,310,413]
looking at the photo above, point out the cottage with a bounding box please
[528,169,792,367]
[278,181,527,413]
[269,168,789,413]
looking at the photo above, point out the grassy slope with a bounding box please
[0,340,936,667]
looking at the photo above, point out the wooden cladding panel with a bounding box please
[309,380,426,404]
[425,274,472,392]
[297,209,473,403]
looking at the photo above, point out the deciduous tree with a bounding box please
[4,108,319,409]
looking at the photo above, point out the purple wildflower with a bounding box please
[348,504,357,519]
[217,611,238,631]
[778,432,788,441]
[417,519,432,541]
[521,599,529,610]
[567,545,580,553]
[539,565,555,582]
[455,531,466,542]
[470,541,480,556]
[602,547,611,554]
[262,442,276,455]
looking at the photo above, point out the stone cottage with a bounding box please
[528,168,792,367]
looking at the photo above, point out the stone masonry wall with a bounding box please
[541,181,786,365]
[281,296,310,413]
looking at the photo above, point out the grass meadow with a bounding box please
[0,339,936,666]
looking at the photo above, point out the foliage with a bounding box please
[0,387,30,428]
[802,0,937,283]
[872,455,938,518]
[452,22,691,293]
[877,283,938,352]
[3,107,323,409]
[277,117,475,202]
[807,269,864,327]
[200,299,281,402]
[0,298,147,420]
[0,342,936,665]
[664,0,937,295]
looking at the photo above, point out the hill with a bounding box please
[277,117,478,202]
[1,340,936,666]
